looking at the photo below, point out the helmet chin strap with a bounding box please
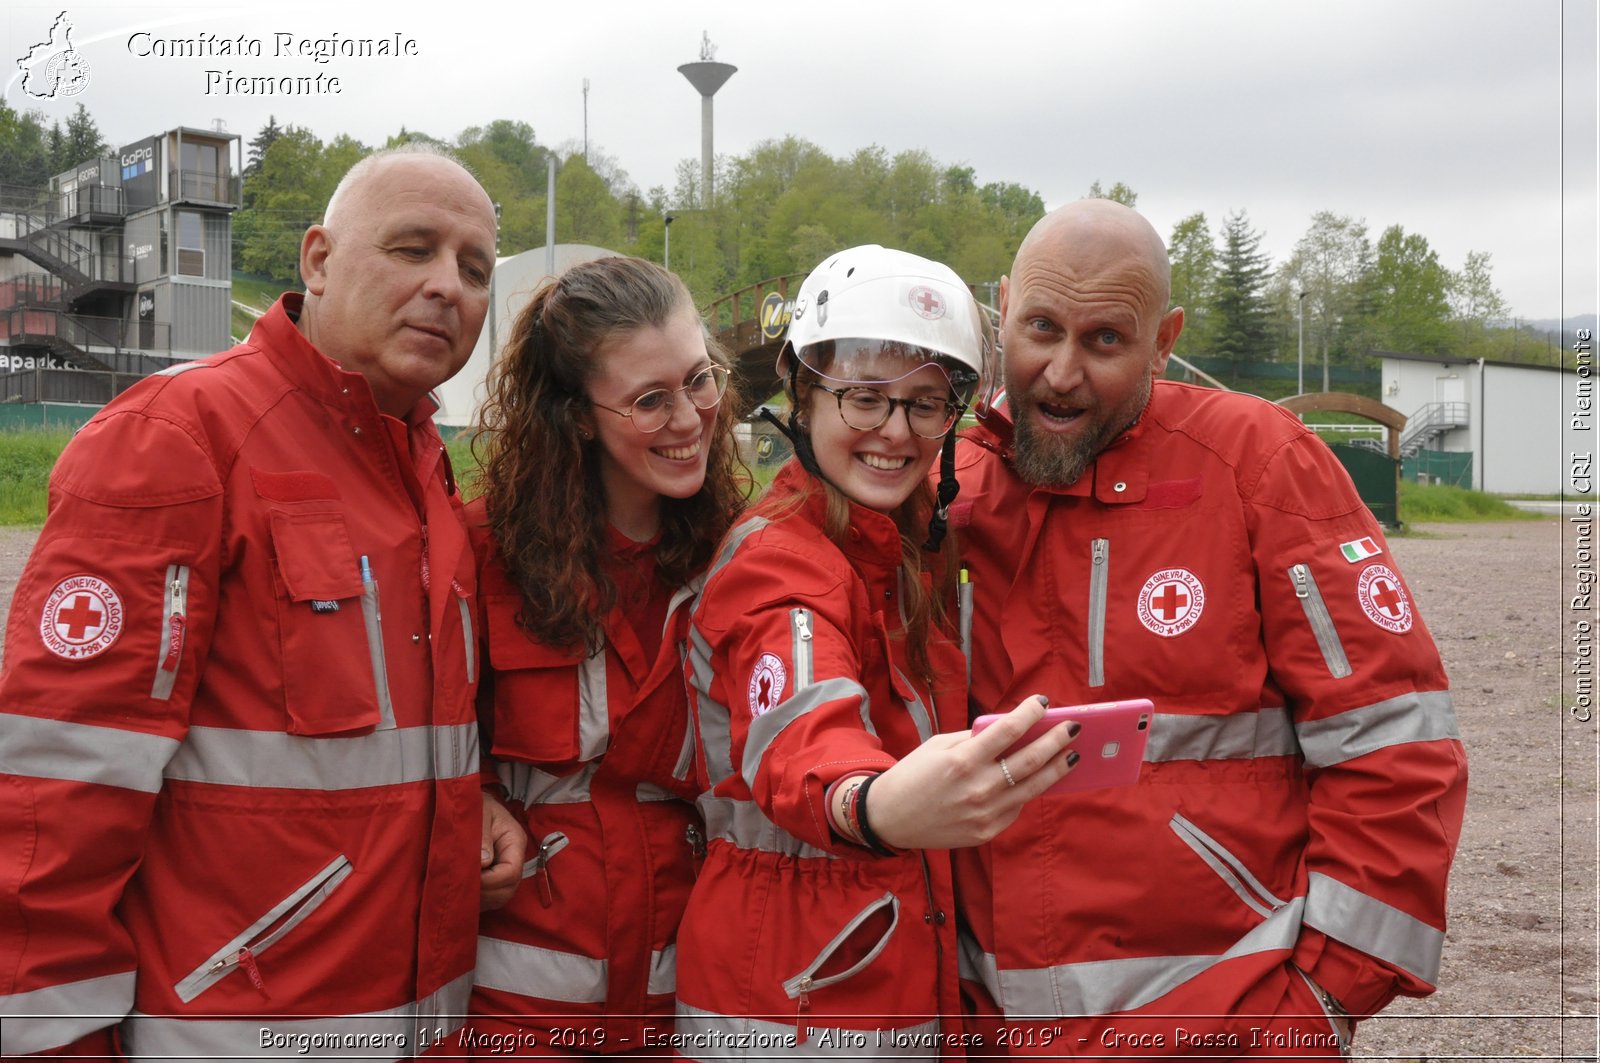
[922,429,961,552]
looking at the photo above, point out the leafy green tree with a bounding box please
[1284,211,1374,387]
[236,127,369,283]
[1368,225,1453,355]
[0,99,53,188]
[59,104,107,168]
[1210,211,1273,375]
[1448,250,1509,356]
[1168,212,1217,360]
[1086,180,1137,206]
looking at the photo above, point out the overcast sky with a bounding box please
[5,0,1595,323]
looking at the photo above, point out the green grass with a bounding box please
[0,429,72,525]
[0,427,1544,529]
[229,273,288,342]
[1399,480,1541,523]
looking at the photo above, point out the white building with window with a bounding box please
[1378,350,1582,495]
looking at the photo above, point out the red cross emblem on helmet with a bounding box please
[908,286,946,320]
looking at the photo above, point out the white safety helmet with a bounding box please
[780,245,992,406]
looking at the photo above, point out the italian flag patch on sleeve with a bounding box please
[1340,537,1381,563]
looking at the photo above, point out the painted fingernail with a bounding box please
[1066,751,1080,768]
[1035,694,1050,706]
[1068,723,1082,739]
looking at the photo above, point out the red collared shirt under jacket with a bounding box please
[949,381,1467,1056]
[0,295,481,1060]
[673,462,966,1060]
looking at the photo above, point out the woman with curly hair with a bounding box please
[463,255,745,1055]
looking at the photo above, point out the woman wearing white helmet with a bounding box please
[674,246,1080,1056]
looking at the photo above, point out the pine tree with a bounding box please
[1210,211,1273,377]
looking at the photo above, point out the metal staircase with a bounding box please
[1399,402,1470,458]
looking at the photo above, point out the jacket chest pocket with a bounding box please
[269,512,391,735]
[484,594,601,764]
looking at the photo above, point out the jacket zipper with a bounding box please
[1088,538,1109,687]
[791,608,814,688]
[1289,564,1353,678]
[151,564,190,701]
[1169,813,1285,919]
[453,578,476,685]
[359,556,396,730]
[521,831,570,909]
[173,855,353,1003]
[958,564,973,687]
[781,892,901,1040]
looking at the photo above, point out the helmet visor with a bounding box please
[795,338,980,406]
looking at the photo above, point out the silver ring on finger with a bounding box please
[999,757,1017,788]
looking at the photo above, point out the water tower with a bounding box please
[677,32,736,208]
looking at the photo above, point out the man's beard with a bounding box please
[1011,373,1151,487]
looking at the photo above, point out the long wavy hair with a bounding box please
[473,256,747,652]
[756,354,962,685]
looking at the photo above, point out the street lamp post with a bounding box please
[1296,291,1307,396]
[664,213,675,270]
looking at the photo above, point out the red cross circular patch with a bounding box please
[1357,563,1412,633]
[908,286,946,320]
[1137,568,1205,637]
[748,652,787,718]
[39,574,124,660]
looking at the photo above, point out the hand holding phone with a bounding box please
[972,698,1154,796]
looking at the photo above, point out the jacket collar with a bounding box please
[766,460,906,570]
[253,293,439,425]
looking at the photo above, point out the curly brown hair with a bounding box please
[473,256,747,652]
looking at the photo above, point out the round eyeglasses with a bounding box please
[813,384,962,439]
[592,364,731,434]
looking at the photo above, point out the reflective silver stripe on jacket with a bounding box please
[1304,870,1444,984]
[474,935,607,1004]
[1169,814,1286,919]
[686,624,732,784]
[0,971,136,1055]
[649,945,677,996]
[576,647,610,760]
[163,722,479,789]
[742,677,870,790]
[697,793,840,860]
[674,1003,941,1060]
[498,759,600,806]
[122,971,471,1061]
[972,897,1307,1017]
[1142,709,1299,763]
[1295,690,1458,769]
[890,665,935,744]
[708,515,770,581]
[0,715,178,793]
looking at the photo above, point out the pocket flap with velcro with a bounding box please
[484,595,588,669]
[269,512,363,602]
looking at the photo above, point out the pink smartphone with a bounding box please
[971,698,1154,796]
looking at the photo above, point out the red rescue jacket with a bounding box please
[465,501,702,1053]
[0,295,481,1060]
[675,463,965,1060]
[950,383,1467,1054]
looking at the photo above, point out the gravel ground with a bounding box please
[0,518,1594,1061]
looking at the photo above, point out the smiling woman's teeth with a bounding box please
[656,443,700,460]
[860,454,910,471]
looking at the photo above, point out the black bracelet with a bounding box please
[854,773,903,857]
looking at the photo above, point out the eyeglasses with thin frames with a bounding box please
[813,383,962,439]
[591,364,731,434]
